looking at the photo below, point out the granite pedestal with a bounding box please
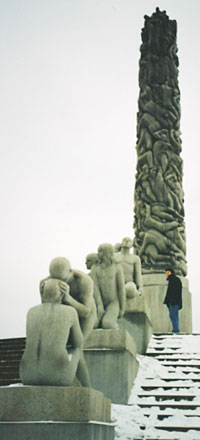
[84,328,139,404]
[0,386,114,440]
[142,274,192,333]
[117,295,152,354]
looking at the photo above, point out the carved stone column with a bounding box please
[133,8,192,332]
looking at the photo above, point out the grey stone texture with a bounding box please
[117,295,152,354]
[0,421,114,440]
[0,387,111,422]
[20,297,91,387]
[40,257,97,341]
[142,274,192,332]
[133,8,187,278]
[114,237,143,298]
[90,244,126,329]
[84,329,139,404]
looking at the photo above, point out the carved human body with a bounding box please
[40,257,97,341]
[85,253,98,271]
[63,269,97,340]
[20,278,90,386]
[90,244,126,329]
[115,237,143,298]
[134,8,187,276]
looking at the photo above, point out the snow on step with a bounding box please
[112,333,200,440]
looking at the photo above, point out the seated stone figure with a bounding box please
[114,237,143,298]
[90,243,126,329]
[85,253,98,272]
[40,257,97,341]
[20,278,90,386]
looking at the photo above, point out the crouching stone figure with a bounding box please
[20,278,90,386]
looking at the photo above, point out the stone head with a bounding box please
[49,257,73,283]
[121,237,133,249]
[42,278,63,303]
[98,243,114,263]
[85,253,98,270]
[113,242,121,253]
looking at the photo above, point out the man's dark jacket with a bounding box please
[164,274,182,309]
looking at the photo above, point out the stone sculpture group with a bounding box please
[133,8,186,277]
[20,238,143,387]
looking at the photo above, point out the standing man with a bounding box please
[164,268,182,333]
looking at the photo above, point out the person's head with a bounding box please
[42,278,63,304]
[98,243,114,263]
[49,257,73,283]
[165,268,175,280]
[85,253,98,270]
[121,237,133,249]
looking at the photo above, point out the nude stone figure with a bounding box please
[114,237,143,298]
[90,244,126,329]
[20,278,90,386]
[40,257,97,342]
[85,253,98,271]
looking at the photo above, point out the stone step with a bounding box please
[140,424,200,432]
[161,361,200,368]
[147,350,200,357]
[0,378,21,386]
[141,383,200,390]
[145,375,200,381]
[147,356,200,362]
[131,333,200,439]
[0,338,25,385]
[138,392,197,401]
[137,401,200,409]
[143,410,200,420]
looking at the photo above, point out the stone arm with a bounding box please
[39,276,50,301]
[69,308,84,348]
[60,276,93,319]
[134,256,143,292]
[116,265,126,318]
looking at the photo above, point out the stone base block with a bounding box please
[142,274,192,333]
[0,386,111,422]
[84,329,139,404]
[117,295,152,354]
[0,421,114,440]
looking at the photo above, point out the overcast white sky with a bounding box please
[0,0,199,338]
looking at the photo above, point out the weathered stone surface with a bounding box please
[133,8,187,278]
[114,237,143,298]
[142,274,192,332]
[125,294,151,317]
[117,296,152,354]
[84,328,137,356]
[90,244,126,329]
[84,329,139,404]
[40,257,97,341]
[0,387,111,422]
[0,421,114,440]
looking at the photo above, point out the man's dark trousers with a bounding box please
[164,273,182,333]
[169,304,180,333]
